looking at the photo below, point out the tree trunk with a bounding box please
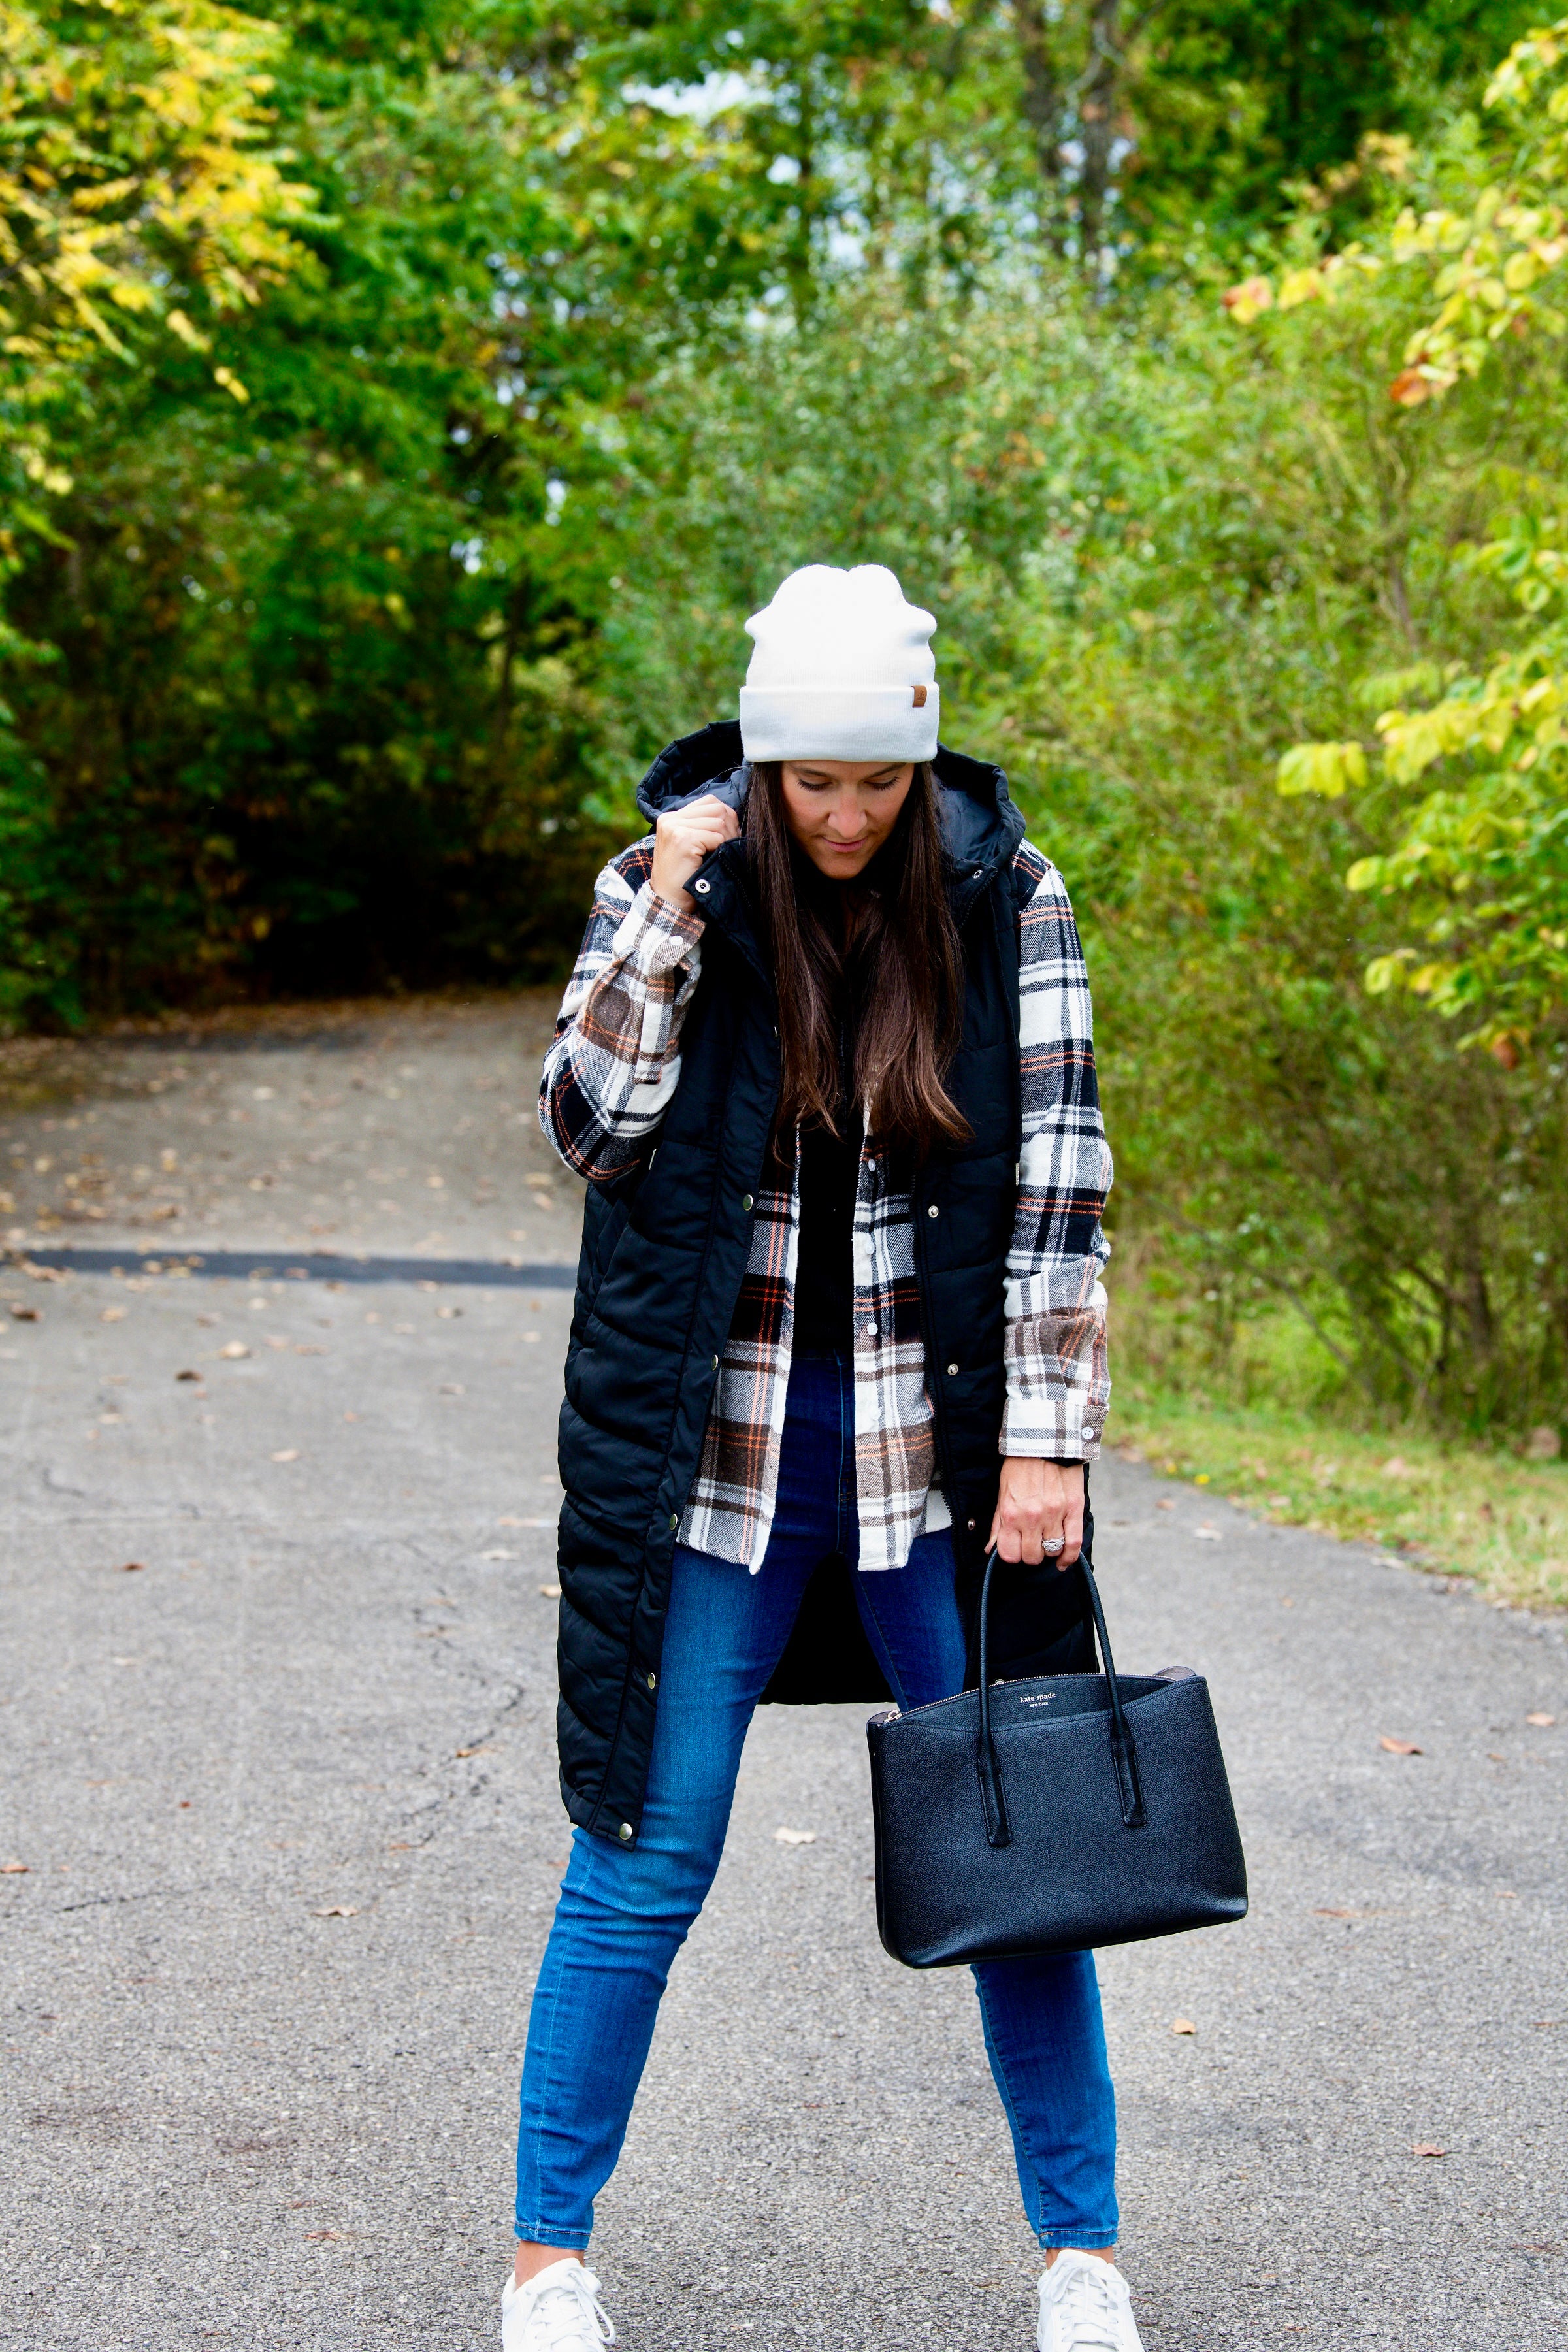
[1077,0,1122,276]
[1013,0,1066,251]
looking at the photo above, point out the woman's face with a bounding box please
[778,759,915,879]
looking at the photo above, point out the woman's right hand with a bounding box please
[650,794,740,911]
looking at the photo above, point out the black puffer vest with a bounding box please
[555,723,1096,1844]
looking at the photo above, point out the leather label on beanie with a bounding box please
[911,684,927,706]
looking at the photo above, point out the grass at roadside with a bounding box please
[1108,1386,1568,1613]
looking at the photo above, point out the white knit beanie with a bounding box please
[738,564,939,762]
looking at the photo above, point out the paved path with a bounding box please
[2,1004,1565,2350]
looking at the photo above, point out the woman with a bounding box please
[506,564,1138,2352]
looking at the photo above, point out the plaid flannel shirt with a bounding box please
[540,837,1111,1574]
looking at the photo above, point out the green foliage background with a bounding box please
[5,0,1568,1449]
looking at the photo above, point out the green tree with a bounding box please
[1252,20,1568,1052]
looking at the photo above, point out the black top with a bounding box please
[788,856,864,1358]
[794,1105,862,1355]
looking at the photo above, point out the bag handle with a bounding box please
[975,1545,1148,1848]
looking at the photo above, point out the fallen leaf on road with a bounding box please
[455,1744,493,1759]
[1379,1736,1422,1755]
[1412,2143,1447,2159]
[1171,2017,1197,2034]
[175,1369,201,1382]
[310,1904,358,1918]
[219,1341,250,1359]
[1526,1712,1556,1727]
[774,1827,817,1846]
[118,1561,144,1574]
[9,1304,39,1320]
[1,1859,28,1873]
[270,1448,300,1463]
[99,1306,127,1322]
[538,1582,561,1597]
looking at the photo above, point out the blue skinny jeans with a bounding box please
[516,1352,1118,2250]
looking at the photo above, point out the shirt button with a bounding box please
[967,1518,977,1531]
[927,1203,939,1217]
[947,1362,959,1376]
[668,1512,679,1531]
[865,1320,879,1338]
[619,1823,635,1842]
[741,1194,754,1211]
[693,878,711,896]
[645,1671,657,1691]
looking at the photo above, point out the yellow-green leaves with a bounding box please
[1280,644,1568,1045]
[1240,24,1568,1051]
[1276,740,1367,798]
[1222,24,1568,405]
[1222,248,1382,325]
[0,1,315,419]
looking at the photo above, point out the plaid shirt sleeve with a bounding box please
[1002,843,1113,1461]
[538,841,706,1183]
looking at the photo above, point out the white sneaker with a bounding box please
[501,2259,615,2351]
[1037,2250,1145,2351]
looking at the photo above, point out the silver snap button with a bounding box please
[947,1362,959,1376]
[618,1823,634,1843]
[927,1203,939,1217]
[866,1320,879,1338]
[966,1518,977,1531]
[645,1671,657,1691]
[668,1511,679,1531]
[693,878,711,895]
[711,1352,720,1371]
[972,868,983,879]
[741,1193,753,1211]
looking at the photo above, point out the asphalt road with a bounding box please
[2,1002,1565,2351]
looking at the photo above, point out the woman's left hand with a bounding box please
[988,1458,1085,1568]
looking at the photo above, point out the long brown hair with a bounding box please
[744,760,970,1152]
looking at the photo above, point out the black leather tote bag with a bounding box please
[866,1548,1247,1968]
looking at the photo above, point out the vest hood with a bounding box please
[634,719,1026,880]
